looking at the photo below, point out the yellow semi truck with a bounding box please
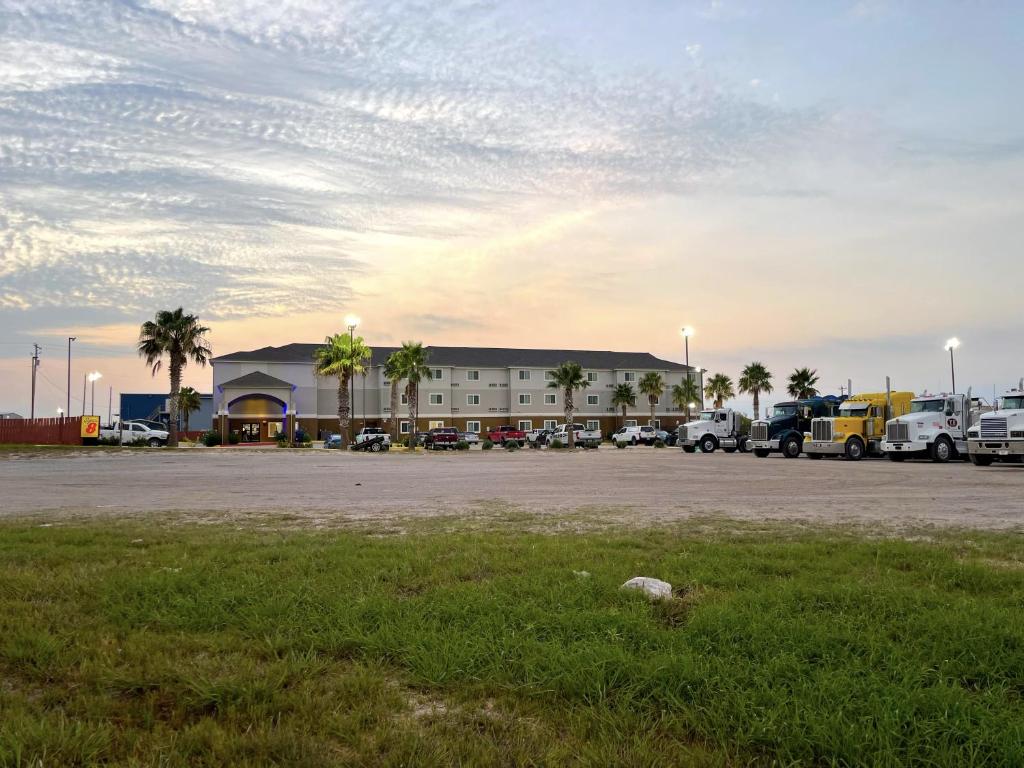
[804,391,914,461]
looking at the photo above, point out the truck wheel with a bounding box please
[887,453,905,462]
[682,445,696,454]
[781,436,802,459]
[845,437,865,461]
[969,454,994,467]
[148,438,161,448]
[929,437,953,463]
[631,437,637,446]
[738,437,752,453]
[370,441,382,452]
[754,449,770,458]
[700,435,717,454]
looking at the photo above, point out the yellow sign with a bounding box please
[81,416,100,438]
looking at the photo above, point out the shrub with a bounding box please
[202,430,222,447]
[653,439,666,448]
[227,432,241,445]
[481,439,494,451]
[549,438,564,449]
[455,440,470,451]
[504,440,520,452]
[404,438,414,448]
[616,440,627,449]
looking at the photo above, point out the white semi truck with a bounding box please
[680,408,750,454]
[967,385,1024,466]
[882,392,988,463]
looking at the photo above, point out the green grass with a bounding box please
[1,521,1022,766]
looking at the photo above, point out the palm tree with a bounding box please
[177,386,201,435]
[395,341,431,447]
[611,383,636,428]
[671,376,702,423]
[546,361,589,448]
[738,362,773,421]
[638,372,666,428]
[313,333,372,448]
[787,368,820,400]
[704,373,735,409]
[137,308,211,447]
[383,349,406,443]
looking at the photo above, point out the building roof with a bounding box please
[213,344,691,371]
[219,371,295,389]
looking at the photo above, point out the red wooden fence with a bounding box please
[0,417,83,445]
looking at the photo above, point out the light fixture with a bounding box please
[57,407,64,416]
[88,371,103,382]
[344,314,361,330]
[944,337,960,351]
[680,326,694,338]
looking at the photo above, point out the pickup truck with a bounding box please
[100,421,169,446]
[612,425,657,446]
[354,427,391,449]
[424,427,461,450]
[485,425,526,446]
[550,423,602,448]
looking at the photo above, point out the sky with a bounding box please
[1,0,1022,418]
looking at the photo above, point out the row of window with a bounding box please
[422,369,620,383]
[396,419,645,434]
[412,393,619,406]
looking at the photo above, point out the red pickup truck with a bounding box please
[424,427,461,450]
[486,425,527,446]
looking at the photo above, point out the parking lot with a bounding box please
[2,447,1022,530]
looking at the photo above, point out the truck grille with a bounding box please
[980,418,1008,439]
[887,422,909,442]
[811,419,833,442]
[752,423,768,442]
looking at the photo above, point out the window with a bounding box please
[466,420,481,433]
[653,419,661,428]
[625,419,638,427]
[518,420,532,431]
[518,370,531,381]
[429,393,444,405]
[466,394,480,406]
[400,393,408,405]
[431,368,443,380]
[399,421,410,434]
[544,370,554,381]
[586,395,599,406]
[586,420,600,431]
[519,393,531,405]
[624,372,636,382]
[466,370,480,381]
[428,420,445,429]
[544,393,556,405]
[544,419,557,430]
[587,371,598,383]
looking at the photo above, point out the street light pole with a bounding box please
[680,326,694,423]
[344,314,361,444]
[88,371,102,416]
[67,337,76,416]
[945,337,960,394]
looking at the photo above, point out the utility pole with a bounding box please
[30,344,41,419]
[67,337,76,416]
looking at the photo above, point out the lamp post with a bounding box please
[67,336,76,416]
[680,327,696,422]
[88,371,102,416]
[344,314,360,443]
[944,337,960,394]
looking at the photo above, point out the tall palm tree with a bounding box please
[547,361,589,448]
[395,341,431,447]
[383,349,406,442]
[177,386,201,434]
[704,373,735,409]
[638,372,666,428]
[313,333,372,448]
[787,368,820,400]
[611,383,636,429]
[671,376,702,423]
[137,308,211,447]
[738,362,773,421]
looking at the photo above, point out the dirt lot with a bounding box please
[2,446,1022,531]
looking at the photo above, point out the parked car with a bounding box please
[412,431,430,446]
[126,419,168,432]
[324,433,343,449]
[526,428,552,447]
[424,427,460,450]
[612,425,657,446]
[354,426,391,448]
[654,429,671,444]
[549,423,602,448]
[100,421,169,447]
[460,431,480,445]
[486,425,527,446]
[664,428,680,447]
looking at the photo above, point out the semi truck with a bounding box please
[804,390,914,461]
[680,408,750,454]
[882,392,988,463]
[967,385,1024,466]
[750,395,845,459]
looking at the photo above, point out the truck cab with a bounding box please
[751,395,844,459]
[680,408,750,454]
[804,391,913,461]
[882,393,987,463]
[967,387,1024,466]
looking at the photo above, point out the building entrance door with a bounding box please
[240,422,261,442]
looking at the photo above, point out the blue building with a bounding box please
[119,393,214,432]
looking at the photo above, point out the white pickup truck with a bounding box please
[612,425,657,446]
[550,423,602,448]
[354,426,392,448]
[100,421,169,446]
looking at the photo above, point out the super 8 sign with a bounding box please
[81,416,100,438]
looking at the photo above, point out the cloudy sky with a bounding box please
[2,0,1022,417]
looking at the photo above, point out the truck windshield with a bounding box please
[1000,396,1024,409]
[910,400,944,413]
[698,412,715,421]
[772,405,798,417]
[839,405,868,417]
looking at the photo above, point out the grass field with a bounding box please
[1,518,1022,767]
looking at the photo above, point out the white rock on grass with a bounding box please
[621,577,672,600]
